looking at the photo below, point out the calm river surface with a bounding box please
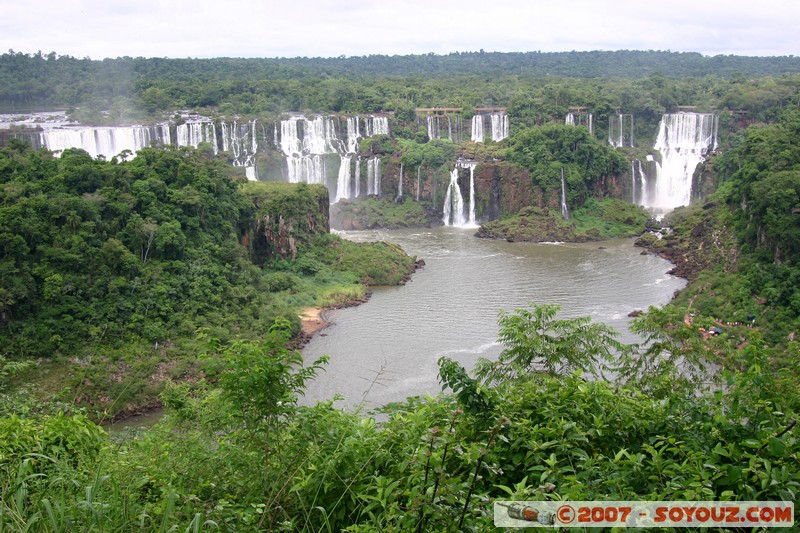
[302,227,685,411]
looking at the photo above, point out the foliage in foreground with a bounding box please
[1,303,797,531]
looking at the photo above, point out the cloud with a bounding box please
[1,0,798,58]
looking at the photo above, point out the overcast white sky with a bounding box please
[1,0,798,59]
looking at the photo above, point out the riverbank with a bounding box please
[300,307,330,336]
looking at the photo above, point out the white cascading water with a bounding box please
[560,169,570,220]
[427,116,438,140]
[40,124,170,159]
[608,114,634,148]
[277,114,389,199]
[416,166,421,201]
[397,163,404,199]
[442,167,466,227]
[648,112,718,211]
[472,113,508,143]
[365,116,389,137]
[427,115,457,141]
[490,113,509,141]
[346,116,360,154]
[565,112,593,135]
[471,115,484,143]
[335,156,352,202]
[466,162,477,224]
[366,158,381,196]
[176,121,217,153]
[221,120,259,181]
[442,161,478,227]
[279,116,338,185]
[354,158,361,198]
[631,159,649,205]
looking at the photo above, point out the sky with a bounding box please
[1,0,798,59]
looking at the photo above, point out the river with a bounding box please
[301,227,685,412]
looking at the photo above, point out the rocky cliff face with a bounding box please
[241,182,330,262]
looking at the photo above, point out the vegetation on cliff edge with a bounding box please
[0,142,416,419]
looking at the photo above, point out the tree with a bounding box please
[474,302,623,384]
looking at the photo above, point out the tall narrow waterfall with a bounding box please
[335,156,352,202]
[471,115,484,143]
[466,162,477,225]
[442,161,478,227]
[397,163,404,200]
[346,117,361,154]
[354,158,361,198]
[416,166,421,201]
[648,112,718,211]
[367,158,381,196]
[631,159,649,205]
[442,167,466,227]
[560,169,570,220]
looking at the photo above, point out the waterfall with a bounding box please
[354,158,361,198]
[277,114,386,197]
[346,116,360,154]
[288,155,326,184]
[490,113,509,141]
[416,166,421,201]
[637,159,648,205]
[278,115,340,185]
[176,121,217,153]
[560,168,570,220]
[365,115,389,137]
[220,120,258,179]
[608,114,634,148]
[39,124,169,159]
[302,116,340,154]
[426,115,457,141]
[648,112,718,211]
[631,159,636,204]
[467,162,477,225]
[442,161,478,227]
[335,156,352,202]
[397,163,404,199]
[630,114,635,147]
[471,115,484,143]
[472,113,509,143]
[367,158,381,196]
[442,167,466,227]
[426,116,438,140]
[565,112,593,135]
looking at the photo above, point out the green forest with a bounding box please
[1,50,800,531]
